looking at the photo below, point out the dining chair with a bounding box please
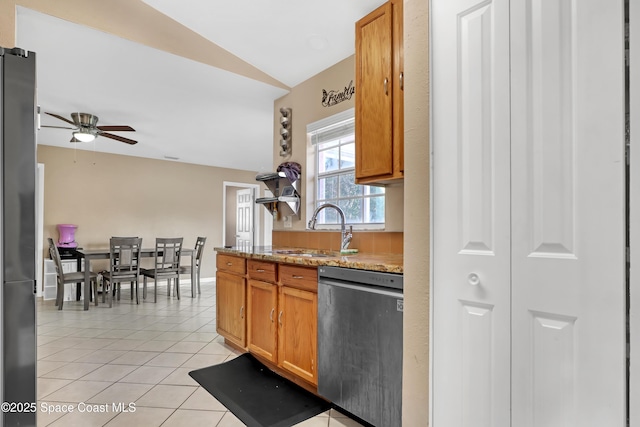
[102,236,140,301]
[102,237,143,307]
[141,237,183,303]
[48,237,98,310]
[179,236,206,295]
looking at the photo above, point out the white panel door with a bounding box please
[432,0,511,425]
[235,188,254,248]
[510,0,625,425]
[433,0,626,425]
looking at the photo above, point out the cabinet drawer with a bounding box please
[248,260,277,283]
[279,265,317,292]
[217,254,246,275]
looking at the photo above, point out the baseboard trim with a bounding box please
[179,277,215,285]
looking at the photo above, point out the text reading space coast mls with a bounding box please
[1,401,137,414]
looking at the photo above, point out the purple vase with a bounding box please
[57,224,78,248]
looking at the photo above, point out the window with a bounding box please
[308,109,385,228]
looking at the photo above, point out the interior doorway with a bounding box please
[222,181,262,248]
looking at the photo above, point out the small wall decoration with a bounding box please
[279,107,292,157]
[321,80,355,107]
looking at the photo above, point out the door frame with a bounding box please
[629,0,638,422]
[222,181,261,247]
[36,163,44,297]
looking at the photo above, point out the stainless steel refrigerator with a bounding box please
[0,46,37,427]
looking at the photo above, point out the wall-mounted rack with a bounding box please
[255,172,300,219]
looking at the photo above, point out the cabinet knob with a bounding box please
[240,306,244,318]
[270,308,275,322]
[278,310,283,326]
[292,275,304,279]
[400,72,404,90]
[384,77,389,95]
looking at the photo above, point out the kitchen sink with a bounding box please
[271,249,333,258]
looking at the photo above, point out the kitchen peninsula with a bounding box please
[214,246,403,273]
[213,245,403,393]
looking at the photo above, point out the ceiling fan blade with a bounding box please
[45,112,75,126]
[41,125,75,130]
[97,125,135,132]
[100,132,138,145]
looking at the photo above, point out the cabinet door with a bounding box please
[278,286,318,385]
[391,0,403,175]
[216,270,246,348]
[355,1,394,180]
[247,279,278,363]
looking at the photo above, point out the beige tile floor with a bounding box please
[36,282,364,427]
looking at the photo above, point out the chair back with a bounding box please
[193,236,207,267]
[48,237,65,283]
[109,237,142,280]
[154,237,183,273]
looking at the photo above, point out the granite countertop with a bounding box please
[214,246,403,274]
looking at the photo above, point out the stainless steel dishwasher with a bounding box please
[317,266,403,427]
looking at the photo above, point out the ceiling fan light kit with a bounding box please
[42,111,138,145]
[72,129,97,142]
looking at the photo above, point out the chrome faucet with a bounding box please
[308,203,353,251]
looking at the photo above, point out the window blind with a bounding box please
[307,107,355,145]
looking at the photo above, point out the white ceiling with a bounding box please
[15,1,384,172]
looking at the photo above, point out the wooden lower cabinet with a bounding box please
[217,254,319,387]
[216,269,246,348]
[247,279,278,363]
[278,285,318,386]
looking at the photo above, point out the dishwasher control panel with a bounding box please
[318,266,403,291]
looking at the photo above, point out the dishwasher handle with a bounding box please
[318,278,403,299]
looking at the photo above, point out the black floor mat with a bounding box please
[189,353,331,427]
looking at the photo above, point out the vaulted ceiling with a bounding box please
[14,0,384,172]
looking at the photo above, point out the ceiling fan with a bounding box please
[42,112,137,145]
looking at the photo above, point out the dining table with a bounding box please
[74,247,196,310]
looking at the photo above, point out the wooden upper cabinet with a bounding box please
[355,0,404,184]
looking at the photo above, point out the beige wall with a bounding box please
[403,0,430,423]
[38,145,260,278]
[272,55,404,232]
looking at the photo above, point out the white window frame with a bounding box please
[307,108,385,231]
